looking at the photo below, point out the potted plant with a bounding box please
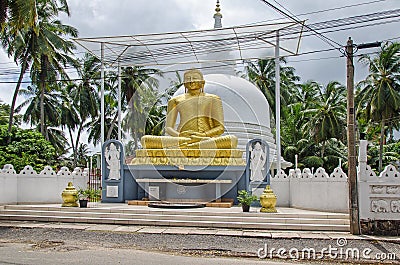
[78,188,101,208]
[237,190,258,212]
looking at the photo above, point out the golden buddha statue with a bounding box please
[130,69,244,166]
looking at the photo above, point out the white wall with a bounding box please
[268,140,400,216]
[270,166,349,213]
[0,164,87,204]
[358,140,400,221]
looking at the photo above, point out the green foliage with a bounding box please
[237,190,258,206]
[77,187,101,201]
[356,42,400,171]
[301,156,324,168]
[367,141,400,172]
[0,103,21,126]
[0,125,57,172]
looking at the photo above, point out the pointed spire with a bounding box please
[214,0,222,28]
[215,0,221,13]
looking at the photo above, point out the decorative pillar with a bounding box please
[358,140,368,182]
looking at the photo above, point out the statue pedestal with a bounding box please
[249,181,269,207]
[125,165,246,204]
[130,149,245,166]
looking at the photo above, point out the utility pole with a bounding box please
[346,37,360,235]
[346,37,381,235]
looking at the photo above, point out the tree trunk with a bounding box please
[379,120,385,173]
[68,126,77,168]
[107,112,118,140]
[8,55,29,135]
[73,124,84,168]
[321,141,326,160]
[39,55,48,137]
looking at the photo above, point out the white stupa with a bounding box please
[174,1,291,169]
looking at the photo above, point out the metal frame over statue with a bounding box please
[101,69,247,204]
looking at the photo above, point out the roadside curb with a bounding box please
[1,220,399,243]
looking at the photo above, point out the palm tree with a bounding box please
[58,87,79,161]
[2,0,77,136]
[0,102,21,126]
[75,143,90,167]
[30,1,78,136]
[64,53,100,166]
[246,57,300,117]
[15,83,68,154]
[143,71,184,136]
[356,42,400,172]
[1,0,38,33]
[16,84,60,129]
[301,81,347,158]
[120,66,163,150]
[87,93,119,146]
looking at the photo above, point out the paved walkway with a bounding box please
[0,203,398,242]
[0,220,399,242]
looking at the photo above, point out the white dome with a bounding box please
[173,73,292,169]
[174,74,276,154]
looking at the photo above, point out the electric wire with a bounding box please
[1,8,400,80]
[243,0,388,26]
[258,0,343,51]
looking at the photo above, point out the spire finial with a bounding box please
[214,0,222,28]
[215,0,221,13]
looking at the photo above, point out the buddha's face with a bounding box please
[184,71,205,91]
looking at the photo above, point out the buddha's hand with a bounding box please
[190,132,210,141]
[179,130,210,143]
[179,130,196,138]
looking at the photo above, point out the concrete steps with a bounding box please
[0,205,350,232]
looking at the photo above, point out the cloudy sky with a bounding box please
[1,0,399,145]
[1,0,400,104]
[1,0,400,106]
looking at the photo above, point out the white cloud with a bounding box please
[1,0,400,148]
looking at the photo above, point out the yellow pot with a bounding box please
[260,185,277,213]
[61,182,78,207]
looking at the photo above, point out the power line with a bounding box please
[244,0,388,26]
[258,0,343,49]
[1,10,399,78]
[86,8,400,67]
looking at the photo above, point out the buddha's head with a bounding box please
[183,69,205,92]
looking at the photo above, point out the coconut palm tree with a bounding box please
[16,84,60,129]
[64,53,100,166]
[0,102,21,126]
[1,0,38,33]
[120,66,163,150]
[143,71,184,136]
[15,82,68,154]
[301,81,347,158]
[2,0,77,136]
[30,1,78,136]
[356,42,400,172]
[246,57,300,117]
[87,92,119,146]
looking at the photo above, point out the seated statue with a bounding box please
[132,69,243,166]
[141,69,237,150]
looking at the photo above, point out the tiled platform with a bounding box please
[0,203,350,232]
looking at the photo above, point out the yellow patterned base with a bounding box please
[130,156,245,166]
[130,148,245,166]
[260,207,277,213]
[135,149,243,158]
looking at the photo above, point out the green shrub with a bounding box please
[0,125,57,172]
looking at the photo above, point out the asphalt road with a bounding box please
[0,242,320,265]
[0,226,398,265]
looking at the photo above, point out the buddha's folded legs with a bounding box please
[141,135,191,149]
[141,135,238,149]
[187,135,238,149]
